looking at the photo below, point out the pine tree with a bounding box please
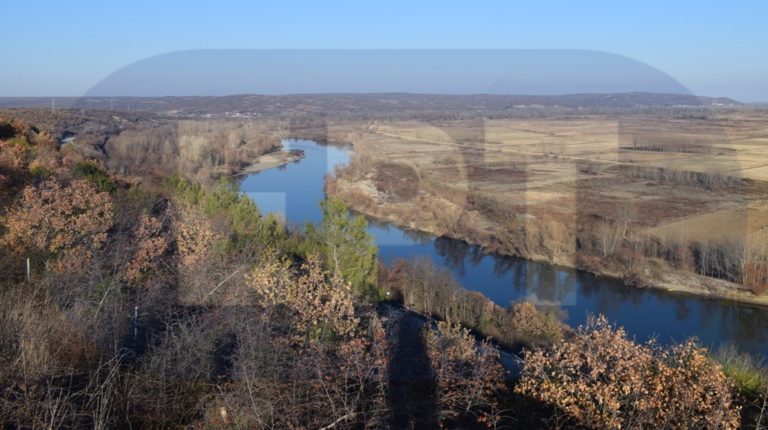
[312,198,377,296]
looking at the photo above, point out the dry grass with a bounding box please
[327,111,768,299]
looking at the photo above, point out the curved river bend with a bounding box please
[240,140,768,357]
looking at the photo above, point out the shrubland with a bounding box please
[0,114,762,429]
[0,116,387,428]
[516,316,740,429]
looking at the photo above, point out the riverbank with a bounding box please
[328,175,768,308]
[321,116,768,308]
[238,138,768,357]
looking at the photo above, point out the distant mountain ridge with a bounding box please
[0,92,742,118]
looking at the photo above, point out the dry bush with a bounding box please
[173,201,218,267]
[647,233,768,293]
[0,284,108,428]
[0,358,127,429]
[516,315,740,429]
[0,289,96,381]
[689,238,768,294]
[655,232,695,270]
[507,301,564,347]
[575,253,604,273]
[0,118,61,203]
[204,309,389,429]
[4,178,113,275]
[595,219,628,259]
[126,312,223,428]
[240,248,390,429]
[425,319,505,427]
[741,241,768,295]
[0,138,30,199]
[372,161,420,202]
[391,256,461,318]
[250,251,359,340]
[124,213,172,283]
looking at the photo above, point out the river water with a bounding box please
[239,139,768,357]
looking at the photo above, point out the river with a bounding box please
[239,139,768,357]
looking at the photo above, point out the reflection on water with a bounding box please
[239,140,768,357]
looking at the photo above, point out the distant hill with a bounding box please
[0,93,742,120]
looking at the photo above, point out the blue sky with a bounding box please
[2,1,765,101]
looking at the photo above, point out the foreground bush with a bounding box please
[4,178,113,275]
[250,250,359,340]
[208,316,389,429]
[0,118,385,428]
[507,301,564,347]
[516,315,740,429]
[241,251,389,429]
[425,319,505,427]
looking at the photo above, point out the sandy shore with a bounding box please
[236,150,304,176]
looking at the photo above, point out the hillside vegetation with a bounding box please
[0,109,286,184]
[1,114,765,429]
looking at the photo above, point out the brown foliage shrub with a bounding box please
[4,178,113,275]
[508,301,564,347]
[250,251,359,340]
[516,315,740,429]
[125,214,172,283]
[425,319,506,427]
[172,202,218,267]
[0,129,34,202]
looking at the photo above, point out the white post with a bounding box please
[133,306,139,340]
[26,258,30,281]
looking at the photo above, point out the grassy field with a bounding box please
[326,111,768,302]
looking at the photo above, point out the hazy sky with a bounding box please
[2,1,765,101]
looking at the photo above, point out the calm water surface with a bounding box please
[239,140,768,356]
